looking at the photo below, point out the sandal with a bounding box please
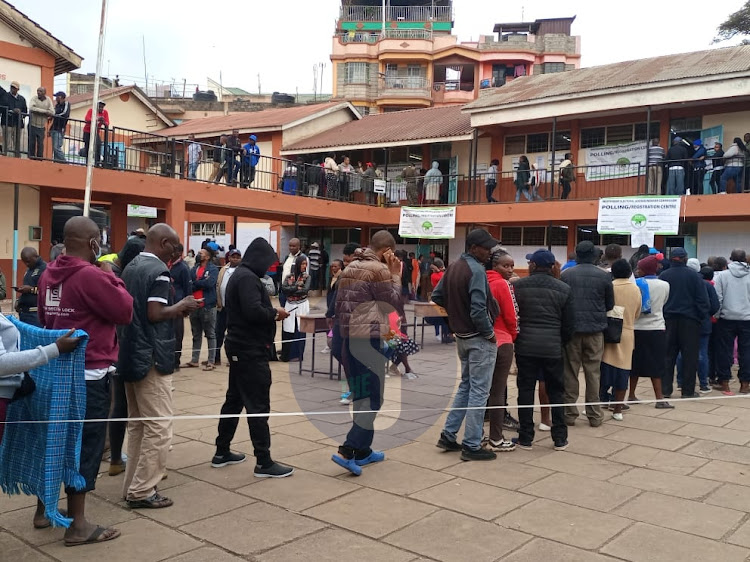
[202,363,215,371]
[127,492,173,509]
[64,525,120,547]
[33,508,67,529]
[182,362,199,368]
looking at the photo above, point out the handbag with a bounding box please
[604,305,624,344]
[11,372,36,402]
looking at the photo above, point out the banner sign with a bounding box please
[585,140,647,181]
[127,204,158,218]
[597,196,681,237]
[399,206,456,239]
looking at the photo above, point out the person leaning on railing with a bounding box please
[50,92,70,163]
[0,80,27,155]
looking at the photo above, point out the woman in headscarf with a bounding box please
[424,161,443,203]
[281,254,311,362]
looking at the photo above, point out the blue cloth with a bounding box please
[0,317,88,528]
[636,276,653,314]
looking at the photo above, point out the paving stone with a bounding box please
[180,502,324,555]
[603,427,694,451]
[237,469,359,511]
[615,491,744,539]
[520,472,640,512]
[178,459,263,490]
[558,434,630,458]
[705,483,750,512]
[601,522,749,562]
[384,509,530,562]
[501,537,623,562]
[302,488,437,539]
[341,459,454,496]
[162,547,246,562]
[659,408,736,427]
[599,411,687,433]
[257,528,415,562]
[442,458,553,490]
[681,439,750,465]
[92,466,192,504]
[410,478,532,520]
[727,519,750,548]
[166,439,219,470]
[0,531,55,562]
[528,451,630,481]
[40,518,202,562]
[497,498,633,549]
[272,419,348,441]
[693,460,750,486]
[609,467,720,499]
[233,432,325,459]
[0,491,38,514]
[171,416,219,433]
[386,441,464,471]
[608,445,709,475]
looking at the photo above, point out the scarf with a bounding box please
[0,317,88,528]
[635,276,655,314]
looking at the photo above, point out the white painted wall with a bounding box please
[697,222,750,262]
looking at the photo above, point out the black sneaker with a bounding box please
[680,392,700,399]
[436,432,462,452]
[511,437,533,450]
[254,462,295,478]
[460,445,497,461]
[211,451,247,468]
[554,440,569,451]
[503,412,520,431]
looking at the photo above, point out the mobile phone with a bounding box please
[12,286,20,291]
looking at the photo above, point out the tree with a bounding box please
[714,1,750,43]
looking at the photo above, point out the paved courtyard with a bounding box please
[4,301,750,561]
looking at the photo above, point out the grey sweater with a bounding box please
[0,315,59,399]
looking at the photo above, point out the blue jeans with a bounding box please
[666,168,685,195]
[677,334,709,388]
[50,129,65,162]
[188,161,199,179]
[720,167,743,193]
[442,336,496,449]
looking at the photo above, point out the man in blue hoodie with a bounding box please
[241,134,261,187]
[659,248,710,398]
[714,249,750,395]
[186,248,219,370]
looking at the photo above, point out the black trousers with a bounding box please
[108,372,127,462]
[515,354,567,446]
[174,316,184,366]
[215,349,272,467]
[66,377,109,494]
[215,308,228,364]
[663,316,700,397]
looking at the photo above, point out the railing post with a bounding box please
[170,138,176,178]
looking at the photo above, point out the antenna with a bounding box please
[521,6,525,20]
[258,73,261,95]
[142,35,148,91]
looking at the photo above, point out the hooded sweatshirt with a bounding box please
[715,260,750,321]
[224,238,279,357]
[424,161,442,186]
[486,269,518,346]
[37,254,133,370]
[0,315,59,399]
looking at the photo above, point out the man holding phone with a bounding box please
[16,247,46,327]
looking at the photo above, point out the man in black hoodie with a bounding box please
[211,238,294,478]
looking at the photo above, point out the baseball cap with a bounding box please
[54,91,66,98]
[670,248,688,260]
[98,100,106,106]
[526,249,556,268]
[227,248,241,257]
[10,81,19,89]
[466,229,499,250]
[249,134,257,141]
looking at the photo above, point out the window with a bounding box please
[606,124,634,145]
[345,62,369,84]
[670,117,702,132]
[679,222,698,236]
[522,227,546,246]
[332,229,348,244]
[577,225,599,244]
[548,226,569,246]
[526,133,549,154]
[542,62,565,74]
[602,234,629,246]
[190,222,226,237]
[581,127,605,148]
[504,135,525,155]
[554,131,571,151]
[353,105,370,116]
[634,122,660,141]
[500,227,522,246]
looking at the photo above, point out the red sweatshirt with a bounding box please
[38,255,133,369]
[487,269,518,346]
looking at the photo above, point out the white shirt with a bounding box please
[187,141,202,164]
[220,266,237,305]
[282,252,299,281]
[84,365,116,381]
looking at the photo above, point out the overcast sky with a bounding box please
[13,0,747,95]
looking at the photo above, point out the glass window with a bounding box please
[332,229,348,244]
[581,127,605,148]
[602,234,629,246]
[349,228,362,243]
[522,227,546,246]
[606,124,634,145]
[543,62,565,74]
[554,130,571,151]
[577,225,599,244]
[190,222,226,236]
[670,117,702,132]
[345,62,369,84]
[526,133,549,154]
[505,135,525,155]
[548,225,569,246]
[634,122,660,141]
[500,227,522,246]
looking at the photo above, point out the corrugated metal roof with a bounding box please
[283,105,472,152]
[465,45,750,112]
[155,102,353,138]
[67,85,135,106]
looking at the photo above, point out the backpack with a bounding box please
[561,163,575,182]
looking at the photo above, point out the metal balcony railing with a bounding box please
[339,28,433,43]
[340,5,452,22]
[382,76,430,90]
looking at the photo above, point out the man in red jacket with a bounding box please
[37,216,133,546]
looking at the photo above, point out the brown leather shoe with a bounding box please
[740,382,750,394]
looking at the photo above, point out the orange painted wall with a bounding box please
[0,40,56,92]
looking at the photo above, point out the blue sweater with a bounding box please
[659,262,710,324]
[191,262,219,308]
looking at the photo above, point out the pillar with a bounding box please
[566,221,577,255]
[109,197,128,252]
[165,197,187,244]
[39,187,53,254]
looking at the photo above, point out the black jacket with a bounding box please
[51,101,70,132]
[666,143,690,168]
[702,280,720,335]
[561,263,614,333]
[0,86,27,128]
[513,272,575,358]
[225,238,279,358]
[659,261,710,324]
[171,259,192,302]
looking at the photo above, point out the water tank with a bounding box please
[192,90,218,102]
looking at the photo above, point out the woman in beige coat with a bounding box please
[600,259,641,420]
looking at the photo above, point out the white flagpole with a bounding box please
[83,0,109,217]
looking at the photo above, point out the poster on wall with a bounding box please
[127,204,158,218]
[585,140,647,181]
[187,234,232,256]
[235,223,271,255]
[597,196,681,247]
[399,206,456,239]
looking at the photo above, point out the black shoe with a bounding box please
[680,392,700,399]
[436,432,462,451]
[503,412,520,432]
[254,462,295,478]
[460,445,497,461]
[211,451,247,468]
[554,440,569,451]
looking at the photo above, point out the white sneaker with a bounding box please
[402,371,418,380]
[538,423,551,432]
[612,412,624,421]
[435,335,442,343]
[340,397,352,405]
[320,346,330,354]
[388,364,401,378]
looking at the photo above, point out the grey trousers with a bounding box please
[190,306,217,364]
[563,332,604,424]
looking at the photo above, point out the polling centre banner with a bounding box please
[598,196,681,248]
[399,207,456,239]
[585,140,647,181]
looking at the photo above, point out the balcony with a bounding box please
[432,82,475,104]
[340,5,453,23]
[377,76,431,102]
[339,28,433,44]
